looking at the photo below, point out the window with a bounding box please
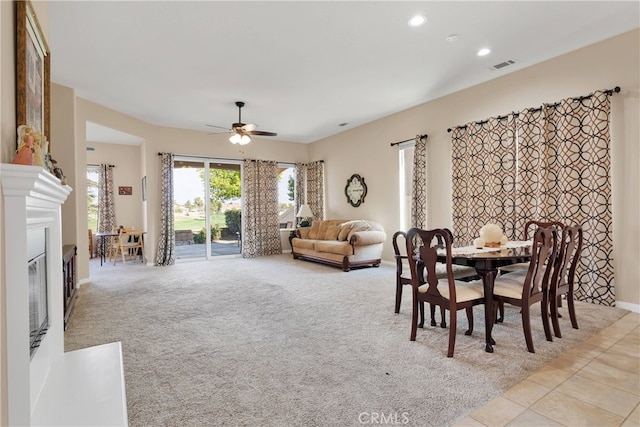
[278,165,295,229]
[87,166,99,232]
[399,143,414,231]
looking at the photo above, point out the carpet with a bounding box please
[65,255,628,426]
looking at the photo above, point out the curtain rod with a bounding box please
[390,134,428,147]
[158,152,323,164]
[447,86,621,133]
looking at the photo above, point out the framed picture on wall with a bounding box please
[142,176,147,201]
[16,0,50,148]
[118,186,132,196]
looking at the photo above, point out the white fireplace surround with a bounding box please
[1,164,127,426]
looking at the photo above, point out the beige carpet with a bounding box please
[65,255,628,427]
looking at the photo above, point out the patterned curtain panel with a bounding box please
[451,117,517,244]
[295,162,306,222]
[242,159,282,257]
[155,153,175,266]
[517,91,614,305]
[305,161,325,221]
[411,135,427,228]
[97,164,116,257]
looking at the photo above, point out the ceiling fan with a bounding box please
[207,101,278,145]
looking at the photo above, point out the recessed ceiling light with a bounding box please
[408,15,426,27]
[477,48,491,56]
[446,34,460,42]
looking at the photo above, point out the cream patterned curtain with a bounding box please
[516,91,614,305]
[242,159,282,257]
[155,153,175,266]
[305,161,325,221]
[411,135,427,228]
[451,116,517,245]
[294,161,325,222]
[97,164,115,257]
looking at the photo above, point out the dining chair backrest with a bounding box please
[406,228,457,304]
[551,225,583,293]
[524,220,565,240]
[522,227,557,303]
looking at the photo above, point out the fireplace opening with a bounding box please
[28,228,48,357]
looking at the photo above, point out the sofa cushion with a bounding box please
[293,238,316,250]
[314,240,353,256]
[325,225,341,240]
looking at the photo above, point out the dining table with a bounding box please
[94,231,119,266]
[438,241,533,353]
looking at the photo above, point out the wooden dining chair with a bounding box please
[113,228,145,266]
[549,224,583,338]
[406,228,485,357]
[394,230,477,328]
[492,226,557,353]
[496,219,565,322]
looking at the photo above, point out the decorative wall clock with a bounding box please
[345,174,367,207]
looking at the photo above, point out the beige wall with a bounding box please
[73,98,309,279]
[310,29,640,309]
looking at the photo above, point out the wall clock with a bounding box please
[345,174,367,207]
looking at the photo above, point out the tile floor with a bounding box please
[454,311,640,427]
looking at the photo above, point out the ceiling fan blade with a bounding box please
[206,124,230,131]
[247,130,277,137]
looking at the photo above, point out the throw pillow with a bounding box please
[338,222,354,241]
[325,225,341,240]
[347,220,371,241]
[308,221,321,239]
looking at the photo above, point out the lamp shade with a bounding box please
[296,204,314,218]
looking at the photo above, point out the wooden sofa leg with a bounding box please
[342,257,350,272]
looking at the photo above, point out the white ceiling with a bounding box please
[48,1,639,145]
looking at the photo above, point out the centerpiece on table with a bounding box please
[473,223,508,249]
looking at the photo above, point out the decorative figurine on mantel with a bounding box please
[12,125,36,165]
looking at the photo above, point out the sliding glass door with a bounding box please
[173,157,242,260]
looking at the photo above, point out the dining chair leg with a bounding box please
[464,307,473,336]
[521,305,535,353]
[410,296,419,341]
[431,305,446,328]
[567,296,579,329]
[395,280,402,313]
[496,301,505,323]
[551,296,562,338]
[541,295,553,342]
[447,309,457,358]
[418,301,425,328]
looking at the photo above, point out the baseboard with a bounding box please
[78,278,90,287]
[615,301,640,313]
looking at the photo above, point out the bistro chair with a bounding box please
[113,228,145,266]
[492,226,557,353]
[549,224,583,338]
[406,228,485,357]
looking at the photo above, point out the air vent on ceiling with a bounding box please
[490,59,516,71]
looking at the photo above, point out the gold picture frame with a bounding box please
[16,0,50,148]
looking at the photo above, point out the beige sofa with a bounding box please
[291,219,386,271]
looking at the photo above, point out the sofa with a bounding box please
[291,219,386,271]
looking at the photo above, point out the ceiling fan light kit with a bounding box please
[229,133,251,145]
